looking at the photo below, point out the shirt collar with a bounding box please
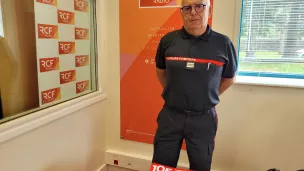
[181,25,212,41]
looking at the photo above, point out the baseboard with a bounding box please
[96,164,107,171]
[105,150,220,171]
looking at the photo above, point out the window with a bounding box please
[237,0,304,83]
[0,2,3,37]
[0,0,98,123]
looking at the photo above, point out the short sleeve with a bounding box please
[155,37,166,69]
[222,38,238,78]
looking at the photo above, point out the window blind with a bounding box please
[238,0,304,76]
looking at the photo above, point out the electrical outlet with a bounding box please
[125,159,133,169]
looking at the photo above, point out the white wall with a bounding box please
[105,0,304,171]
[0,101,107,171]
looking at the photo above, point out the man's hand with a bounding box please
[219,77,234,95]
[156,68,166,88]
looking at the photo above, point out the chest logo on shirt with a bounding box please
[186,62,195,69]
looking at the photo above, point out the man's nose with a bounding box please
[190,7,197,15]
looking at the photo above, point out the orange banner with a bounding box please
[120,0,213,145]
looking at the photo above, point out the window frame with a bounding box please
[0,0,107,143]
[233,0,304,88]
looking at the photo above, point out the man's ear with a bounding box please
[208,6,213,18]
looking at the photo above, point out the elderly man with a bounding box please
[152,0,238,170]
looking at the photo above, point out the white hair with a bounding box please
[181,0,210,6]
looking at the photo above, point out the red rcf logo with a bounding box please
[75,28,89,39]
[76,55,89,67]
[41,0,53,3]
[37,0,56,5]
[60,43,71,51]
[58,10,74,24]
[60,70,76,84]
[62,72,71,79]
[76,80,89,93]
[77,82,87,90]
[77,29,84,36]
[74,0,88,12]
[40,57,59,72]
[40,26,52,35]
[38,24,57,39]
[75,0,85,8]
[59,42,75,54]
[41,88,60,104]
[43,90,56,100]
[59,11,70,21]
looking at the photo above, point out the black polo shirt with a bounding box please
[155,25,237,112]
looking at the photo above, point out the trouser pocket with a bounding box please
[209,108,218,137]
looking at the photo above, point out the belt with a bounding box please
[164,104,212,115]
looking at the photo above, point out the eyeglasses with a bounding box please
[180,4,209,14]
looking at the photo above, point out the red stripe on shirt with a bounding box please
[165,57,224,66]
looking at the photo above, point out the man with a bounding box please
[152,0,237,170]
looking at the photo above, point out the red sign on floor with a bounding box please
[150,163,192,171]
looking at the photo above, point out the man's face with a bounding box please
[181,0,211,29]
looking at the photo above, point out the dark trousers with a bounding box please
[152,106,218,171]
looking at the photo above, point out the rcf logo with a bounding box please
[74,0,88,12]
[36,0,57,6]
[38,24,58,39]
[60,70,76,84]
[76,80,89,94]
[58,10,74,24]
[150,163,192,171]
[75,28,89,40]
[39,57,59,72]
[41,88,60,104]
[59,42,75,54]
[75,55,89,67]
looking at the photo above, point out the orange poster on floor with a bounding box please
[120,0,214,145]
